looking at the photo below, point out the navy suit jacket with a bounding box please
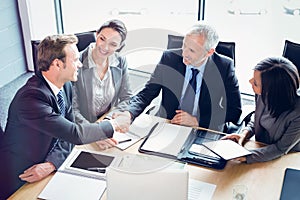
[129,49,242,131]
[0,72,114,199]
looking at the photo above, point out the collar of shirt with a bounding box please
[43,75,61,97]
[88,43,120,69]
[185,60,207,90]
[186,59,207,79]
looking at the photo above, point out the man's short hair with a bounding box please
[187,22,219,51]
[37,34,78,71]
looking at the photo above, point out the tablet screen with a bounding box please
[70,151,115,170]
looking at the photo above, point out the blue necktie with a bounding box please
[57,90,66,117]
[180,68,199,115]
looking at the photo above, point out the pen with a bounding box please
[118,139,132,144]
[87,167,106,173]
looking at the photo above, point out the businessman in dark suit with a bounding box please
[0,34,130,199]
[128,22,242,131]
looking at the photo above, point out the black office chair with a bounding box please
[74,30,96,52]
[167,34,236,66]
[31,31,97,74]
[31,40,40,74]
[282,40,300,74]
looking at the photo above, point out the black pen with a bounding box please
[87,167,106,173]
[118,139,132,144]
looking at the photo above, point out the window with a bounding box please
[205,0,300,94]
[25,0,299,95]
[61,0,199,73]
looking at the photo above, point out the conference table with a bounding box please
[8,117,300,200]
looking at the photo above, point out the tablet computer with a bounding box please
[64,149,122,179]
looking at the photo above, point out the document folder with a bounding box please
[139,122,227,170]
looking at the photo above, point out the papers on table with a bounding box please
[188,179,216,200]
[202,139,252,160]
[38,172,106,200]
[113,131,141,150]
[113,114,167,150]
[140,122,192,156]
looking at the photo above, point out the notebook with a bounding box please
[279,168,300,200]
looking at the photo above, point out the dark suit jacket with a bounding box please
[129,49,242,131]
[0,72,114,199]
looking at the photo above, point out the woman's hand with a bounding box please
[221,134,246,146]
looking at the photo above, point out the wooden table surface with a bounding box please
[8,115,300,200]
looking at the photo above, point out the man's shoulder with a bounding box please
[160,48,183,67]
[10,75,50,108]
[211,52,233,66]
[163,48,182,58]
[20,75,46,91]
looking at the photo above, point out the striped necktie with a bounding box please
[49,90,66,154]
[57,90,66,116]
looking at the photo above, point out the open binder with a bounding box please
[138,122,227,170]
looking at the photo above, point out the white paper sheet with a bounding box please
[113,114,167,150]
[202,139,252,160]
[38,172,106,200]
[141,122,192,156]
[188,179,216,200]
[113,131,141,150]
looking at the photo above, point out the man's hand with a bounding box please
[96,138,118,150]
[111,111,131,133]
[170,110,199,127]
[19,162,56,183]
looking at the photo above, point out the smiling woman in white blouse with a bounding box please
[73,19,132,149]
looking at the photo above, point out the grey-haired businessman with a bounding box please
[128,22,242,131]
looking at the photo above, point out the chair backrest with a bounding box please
[167,34,236,66]
[74,30,96,52]
[31,40,40,74]
[216,41,235,65]
[31,31,97,74]
[282,40,300,74]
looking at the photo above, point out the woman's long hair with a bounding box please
[254,57,299,118]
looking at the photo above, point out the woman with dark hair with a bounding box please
[73,19,132,149]
[223,57,300,163]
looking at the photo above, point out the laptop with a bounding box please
[106,154,189,200]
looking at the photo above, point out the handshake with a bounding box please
[96,111,132,150]
[109,111,132,133]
